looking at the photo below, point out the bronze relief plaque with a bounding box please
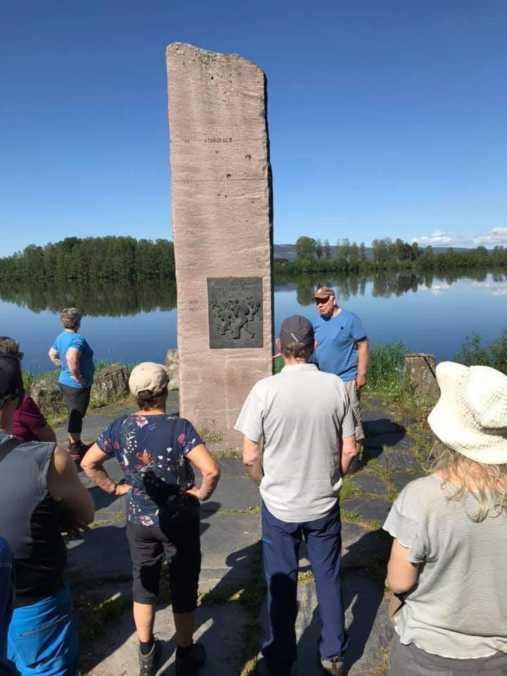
[208,277,263,348]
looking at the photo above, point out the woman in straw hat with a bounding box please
[383,361,507,676]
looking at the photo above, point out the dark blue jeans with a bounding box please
[261,501,346,672]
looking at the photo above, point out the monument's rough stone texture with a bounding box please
[167,42,273,451]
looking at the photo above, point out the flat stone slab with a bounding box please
[350,472,388,496]
[343,497,392,524]
[59,396,411,675]
[201,458,260,511]
[83,598,250,676]
[257,571,393,675]
[68,512,260,593]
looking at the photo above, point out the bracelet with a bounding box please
[111,483,118,496]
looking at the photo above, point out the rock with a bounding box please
[92,364,129,404]
[30,378,65,417]
[164,349,179,391]
[404,353,440,401]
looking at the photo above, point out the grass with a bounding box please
[340,475,364,501]
[366,342,406,397]
[455,330,507,373]
[75,588,130,644]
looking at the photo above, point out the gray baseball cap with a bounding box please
[279,315,314,350]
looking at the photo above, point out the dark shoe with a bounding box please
[138,639,161,676]
[175,642,206,676]
[68,441,91,465]
[320,655,344,675]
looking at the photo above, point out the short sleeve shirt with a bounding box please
[235,364,355,522]
[313,309,366,382]
[12,395,47,442]
[52,331,95,388]
[383,475,507,658]
[97,414,202,526]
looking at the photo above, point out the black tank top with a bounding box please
[0,432,66,606]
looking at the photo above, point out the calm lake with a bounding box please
[1,270,506,375]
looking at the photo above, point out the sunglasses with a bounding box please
[315,297,330,305]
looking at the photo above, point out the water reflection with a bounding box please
[275,268,503,306]
[0,278,177,316]
[0,269,505,317]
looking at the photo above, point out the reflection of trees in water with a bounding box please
[5,268,505,315]
[274,268,506,302]
[0,278,177,316]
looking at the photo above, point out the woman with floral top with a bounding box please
[82,362,220,676]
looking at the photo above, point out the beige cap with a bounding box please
[313,286,336,300]
[129,362,169,396]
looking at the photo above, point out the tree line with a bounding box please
[2,235,507,283]
[278,236,507,273]
[0,237,175,282]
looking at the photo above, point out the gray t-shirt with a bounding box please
[383,475,507,659]
[234,363,355,522]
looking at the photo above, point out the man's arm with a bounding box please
[47,446,95,525]
[355,339,369,389]
[340,434,358,475]
[185,444,221,500]
[386,539,419,594]
[48,347,61,368]
[243,437,262,482]
[81,443,130,496]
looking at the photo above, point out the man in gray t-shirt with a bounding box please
[235,315,357,676]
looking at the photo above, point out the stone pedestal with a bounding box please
[166,43,273,451]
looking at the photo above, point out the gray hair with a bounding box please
[60,307,82,330]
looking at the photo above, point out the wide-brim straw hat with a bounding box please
[428,361,507,465]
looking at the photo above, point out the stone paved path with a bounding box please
[57,393,427,675]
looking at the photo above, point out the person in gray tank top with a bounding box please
[0,348,94,675]
[383,361,507,676]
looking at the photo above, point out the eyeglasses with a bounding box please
[315,297,330,305]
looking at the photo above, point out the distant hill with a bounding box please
[273,243,471,262]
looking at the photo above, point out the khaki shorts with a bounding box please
[343,379,364,442]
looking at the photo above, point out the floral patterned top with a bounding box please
[96,414,203,526]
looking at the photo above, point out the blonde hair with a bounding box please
[431,438,507,522]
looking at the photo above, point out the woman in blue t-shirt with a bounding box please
[48,307,95,462]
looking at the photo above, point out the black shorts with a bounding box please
[126,500,201,613]
[59,384,90,434]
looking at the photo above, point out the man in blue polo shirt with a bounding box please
[313,286,368,443]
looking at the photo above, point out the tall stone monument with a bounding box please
[166,43,273,450]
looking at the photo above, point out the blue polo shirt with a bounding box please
[313,309,366,382]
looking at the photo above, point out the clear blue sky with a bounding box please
[2,0,507,256]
